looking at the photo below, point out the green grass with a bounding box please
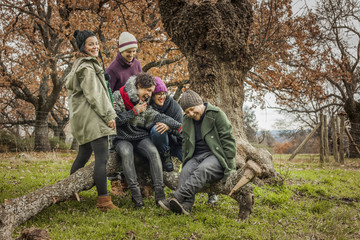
[1,152,360,239]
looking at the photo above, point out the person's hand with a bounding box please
[134,101,147,114]
[107,119,116,130]
[155,122,170,134]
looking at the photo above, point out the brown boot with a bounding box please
[111,179,126,197]
[96,196,119,212]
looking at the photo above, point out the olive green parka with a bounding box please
[65,56,116,145]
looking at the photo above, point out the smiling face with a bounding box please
[137,85,155,102]
[121,47,137,63]
[154,92,167,106]
[184,104,206,121]
[84,36,99,58]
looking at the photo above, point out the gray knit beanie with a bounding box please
[179,90,203,110]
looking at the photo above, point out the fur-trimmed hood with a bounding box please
[124,75,151,105]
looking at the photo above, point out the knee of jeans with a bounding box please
[116,143,132,156]
[150,126,159,137]
[151,129,164,141]
[148,147,161,161]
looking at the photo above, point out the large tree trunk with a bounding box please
[158,0,282,215]
[34,111,51,151]
[344,100,360,158]
[0,151,278,240]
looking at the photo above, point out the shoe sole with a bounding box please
[169,198,190,215]
[158,200,170,211]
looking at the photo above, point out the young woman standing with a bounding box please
[65,30,118,211]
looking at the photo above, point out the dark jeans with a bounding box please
[115,137,163,191]
[173,152,224,209]
[149,125,182,161]
[70,136,109,196]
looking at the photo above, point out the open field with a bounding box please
[1,152,359,240]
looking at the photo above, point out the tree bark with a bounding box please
[345,101,360,158]
[34,111,51,151]
[158,0,282,220]
[0,150,279,239]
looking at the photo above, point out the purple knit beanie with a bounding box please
[153,77,168,94]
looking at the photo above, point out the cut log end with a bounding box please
[228,160,262,197]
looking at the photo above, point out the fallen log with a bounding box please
[0,147,281,240]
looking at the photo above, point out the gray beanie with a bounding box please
[179,90,203,110]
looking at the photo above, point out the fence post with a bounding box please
[320,113,324,163]
[288,123,321,161]
[339,114,345,164]
[345,128,360,156]
[324,115,330,162]
[331,115,339,162]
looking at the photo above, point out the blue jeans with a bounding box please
[115,138,163,191]
[150,125,182,161]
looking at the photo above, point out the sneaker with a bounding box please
[207,193,218,205]
[169,198,190,215]
[131,197,145,209]
[158,198,171,211]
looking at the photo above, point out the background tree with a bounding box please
[157,0,289,219]
[0,0,187,151]
[248,0,360,157]
[157,0,300,166]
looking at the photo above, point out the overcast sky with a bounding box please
[246,0,317,131]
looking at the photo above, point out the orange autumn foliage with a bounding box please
[0,0,187,150]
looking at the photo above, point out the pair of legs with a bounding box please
[71,136,109,196]
[115,137,165,207]
[150,126,182,172]
[171,152,224,211]
[150,126,182,161]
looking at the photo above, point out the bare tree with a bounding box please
[248,0,360,157]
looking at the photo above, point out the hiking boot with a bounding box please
[169,198,190,215]
[161,150,174,172]
[111,179,126,197]
[158,198,171,211]
[154,187,166,205]
[96,196,119,212]
[131,187,144,209]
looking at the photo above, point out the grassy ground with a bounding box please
[1,152,359,240]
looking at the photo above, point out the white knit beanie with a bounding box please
[118,32,138,52]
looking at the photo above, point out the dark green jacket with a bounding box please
[182,103,236,181]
